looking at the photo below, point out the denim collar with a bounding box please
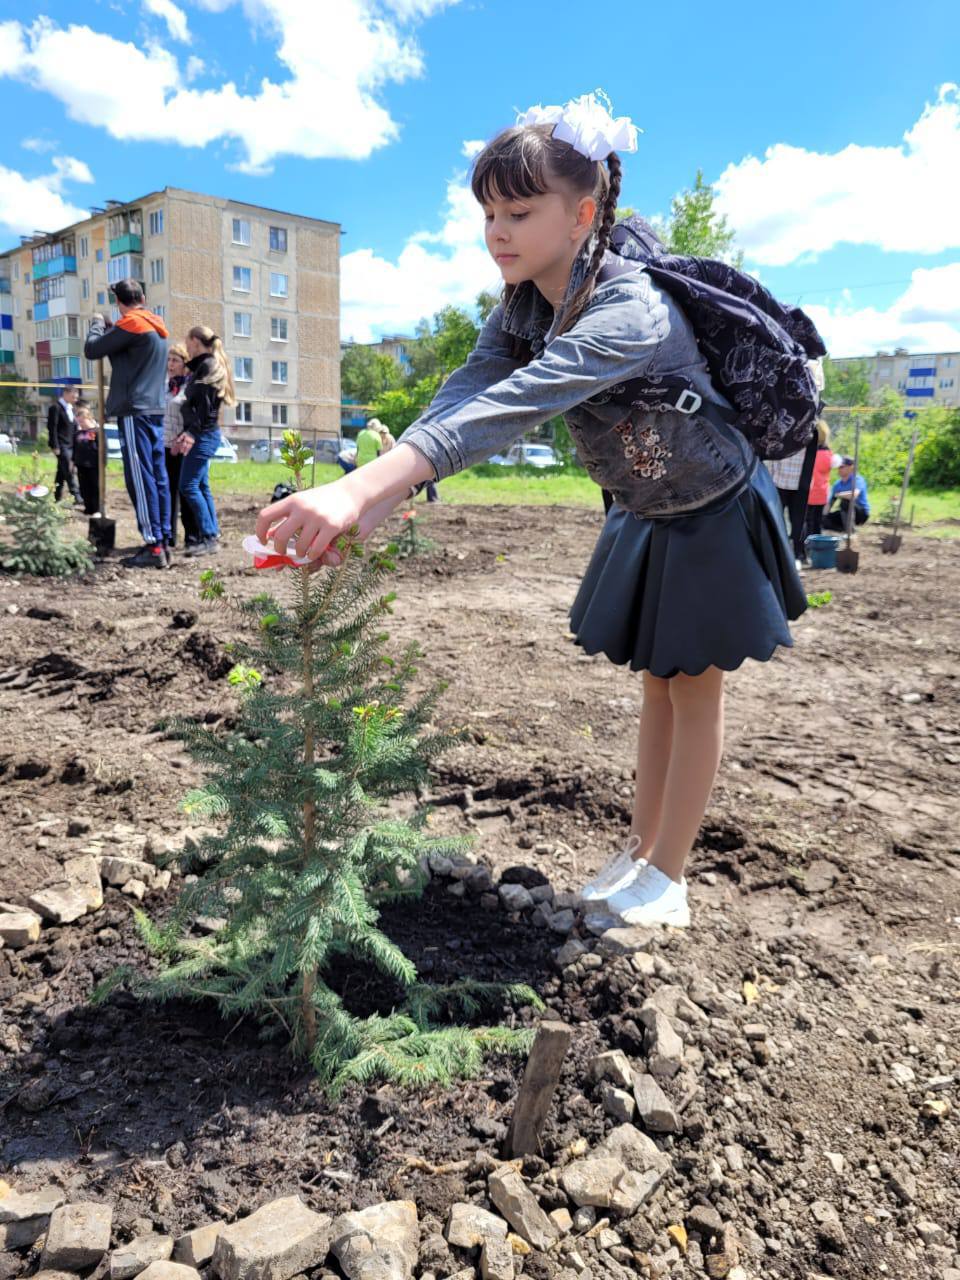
[501,242,596,345]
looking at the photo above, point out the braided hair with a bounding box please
[471,124,623,357]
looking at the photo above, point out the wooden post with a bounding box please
[96,360,107,517]
[505,1020,574,1157]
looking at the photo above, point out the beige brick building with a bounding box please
[0,187,341,441]
[830,349,960,411]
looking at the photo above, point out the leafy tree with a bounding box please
[476,290,499,323]
[659,170,742,265]
[99,437,538,1091]
[340,345,404,405]
[369,374,443,437]
[0,454,92,576]
[913,407,960,488]
[823,357,871,407]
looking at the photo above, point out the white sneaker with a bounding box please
[580,836,646,902]
[607,863,690,928]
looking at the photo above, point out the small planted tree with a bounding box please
[101,435,537,1091]
[0,454,92,577]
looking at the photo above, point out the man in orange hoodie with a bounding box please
[84,278,172,568]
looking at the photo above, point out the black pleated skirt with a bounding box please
[570,460,807,678]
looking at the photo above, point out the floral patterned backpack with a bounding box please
[600,215,827,460]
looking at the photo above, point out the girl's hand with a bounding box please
[256,487,407,566]
[256,482,364,562]
[176,433,195,455]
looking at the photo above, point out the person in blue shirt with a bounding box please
[824,456,870,531]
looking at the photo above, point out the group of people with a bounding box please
[46,277,236,568]
[345,417,440,502]
[766,419,871,565]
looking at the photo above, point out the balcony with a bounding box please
[110,233,143,256]
[49,336,84,359]
[34,302,49,322]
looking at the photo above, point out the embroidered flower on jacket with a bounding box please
[614,416,672,480]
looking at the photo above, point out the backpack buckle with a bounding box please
[674,389,702,414]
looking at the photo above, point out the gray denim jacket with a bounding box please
[400,250,751,517]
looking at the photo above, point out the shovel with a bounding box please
[836,419,861,574]
[881,428,919,554]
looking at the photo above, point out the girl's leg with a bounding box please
[646,666,725,882]
[198,465,219,537]
[630,672,674,857]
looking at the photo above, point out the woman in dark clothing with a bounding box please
[174,326,236,557]
[163,343,200,548]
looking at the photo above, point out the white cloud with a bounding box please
[808,264,960,357]
[0,155,94,236]
[715,84,960,266]
[461,139,484,159]
[0,4,459,172]
[22,135,58,153]
[142,0,190,42]
[341,173,499,342]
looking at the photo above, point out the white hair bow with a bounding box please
[516,90,639,162]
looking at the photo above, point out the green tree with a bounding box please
[660,170,742,265]
[407,306,480,384]
[823,357,871,407]
[476,290,499,323]
[99,440,538,1091]
[340,345,404,405]
[369,374,443,436]
[0,455,92,577]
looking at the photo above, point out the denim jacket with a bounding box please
[400,250,752,517]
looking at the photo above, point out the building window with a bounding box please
[272,403,288,426]
[271,360,288,385]
[81,278,90,300]
[79,236,89,259]
[16,333,22,353]
[108,254,144,285]
[270,316,289,341]
[13,298,19,317]
[96,248,103,263]
[235,401,253,424]
[97,291,106,305]
[233,311,252,338]
[149,210,164,236]
[85,360,95,380]
[233,266,252,292]
[149,258,164,284]
[13,262,18,281]
[234,356,253,382]
[269,226,288,253]
[67,316,80,338]
[232,217,251,246]
[269,272,288,298]
[154,304,166,320]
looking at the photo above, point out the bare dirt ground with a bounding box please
[0,499,958,1280]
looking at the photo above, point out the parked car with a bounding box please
[211,435,238,464]
[488,442,562,468]
[104,424,122,461]
[0,433,15,455]
[249,437,316,465]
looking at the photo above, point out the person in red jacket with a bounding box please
[805,421,841,538]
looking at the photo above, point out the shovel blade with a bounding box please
[88,516,116,554]
[836,547,859,574]
[880,534,902,554]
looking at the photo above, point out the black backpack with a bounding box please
[600,216,826,460]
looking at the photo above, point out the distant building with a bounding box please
[0,187,341,441]
[830,349,960,410]
[339,332,417,432]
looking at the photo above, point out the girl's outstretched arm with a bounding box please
[255,442,435,561]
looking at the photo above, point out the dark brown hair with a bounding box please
[471,123,622,351]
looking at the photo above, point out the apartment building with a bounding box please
[830,349,960,410]
[339,332,416,432]
[0,187,341,441]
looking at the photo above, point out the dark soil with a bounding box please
[1,498,958,1279]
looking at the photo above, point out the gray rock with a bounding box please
[1,1217,55,1251]
[63,855,105,910]
[211,1196,333,1280]
[111,1235,175,1280]
[596,927,654,957]
[639,1009,684,1080]
[0,1186,65,1224]
[553,891,581,912]
[583,911,619,937]
[137,1265,201,1280]
[529,884,554,905]
[560,1158,628,1208]
[810,1201,846,1253]
[600,1083,635,1123]
[914,1220,945,1247]
[554,939,587,968]
[642,985,708,1024]
[633,1073,680,1133]
[530,903,553,929]
[27,885,90,925]
[174,1223,225,1267]
[0,910,42,948]
[487,1169,558,1251]
[444,1205,507,1250]
[100,855,159,889]
[498,884,533,913]
[589,1051,634,1091]
[479,1239,514,1280]
[686,1203,723,1240]
[598,1125,671,1174]
[330,1201,418,1279]
[549,909,576,936]
[41,1202,114,1270]
[888,1168,917,1204]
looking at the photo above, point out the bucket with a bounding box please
[806,534,840,570]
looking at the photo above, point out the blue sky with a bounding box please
[1,0,959,354]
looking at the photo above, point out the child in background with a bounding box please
[73,403,101,516]
[255,92,814,930]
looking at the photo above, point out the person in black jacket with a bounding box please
[47,385,83,505]
[173,325,236,557]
